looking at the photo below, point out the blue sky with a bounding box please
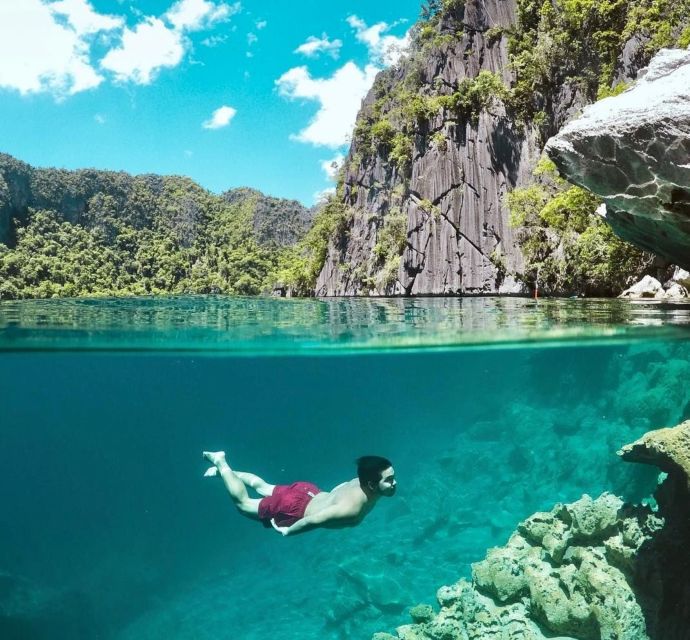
[0,0,422,205]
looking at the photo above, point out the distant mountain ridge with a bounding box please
[0,153,313,298]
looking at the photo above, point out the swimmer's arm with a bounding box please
[270,519,289,535]
[282,503,360,536]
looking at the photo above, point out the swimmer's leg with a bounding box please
[202,451,260,520]
[235,471,275,497]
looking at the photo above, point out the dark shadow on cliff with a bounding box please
[489,118,523,187]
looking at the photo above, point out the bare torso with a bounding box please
[303,478,373,528]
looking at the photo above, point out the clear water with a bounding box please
[1,297,690,640]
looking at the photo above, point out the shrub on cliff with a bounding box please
[507,158,655,295]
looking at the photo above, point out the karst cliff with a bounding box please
[315,0,690,296]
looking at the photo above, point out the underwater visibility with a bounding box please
[1,296,690,640]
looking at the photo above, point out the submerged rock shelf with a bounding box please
[377,421,690,640]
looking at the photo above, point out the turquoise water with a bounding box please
[1,297,690,639]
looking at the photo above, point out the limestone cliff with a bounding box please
[316,0,690,296]
[317,0,534,296]
[546,48,690,271]
[375,421,690,640]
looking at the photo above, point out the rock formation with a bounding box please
[374,421,690,639]
[317,0,537,296]
[317,1,690,296]
[545,48,690,272]
[619,274,688,299]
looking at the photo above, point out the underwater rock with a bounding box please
[618,420,690,486]
[378,493,654,640]
[375,421,690,640]
[545,48,690,271]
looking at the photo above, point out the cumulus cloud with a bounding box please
[276,62,379,148]
[0,0,240,96]
[347,15,410,66]
[278,13,410,149]
[294,34,342,59]
[0,0,111,96]
[255,20,267,29]
[100,0,237,85]
[100,17,185,84]
[202,105,236,129]
[50,0,124,35]
[165,0,239,32]
[313,187,336,204]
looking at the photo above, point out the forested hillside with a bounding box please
[0,154,313,299]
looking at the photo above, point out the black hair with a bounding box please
[356,456,392,486]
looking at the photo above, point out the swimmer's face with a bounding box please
[376,466,396,496]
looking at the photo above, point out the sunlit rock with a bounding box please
[545,48,690,271]
[619,275,664,298]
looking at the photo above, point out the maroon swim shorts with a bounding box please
[258,481,321,527]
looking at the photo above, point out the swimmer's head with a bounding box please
[357,456,396,496]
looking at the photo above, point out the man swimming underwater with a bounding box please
[202,452,396,536]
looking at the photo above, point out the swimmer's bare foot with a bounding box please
[203,450,227,467]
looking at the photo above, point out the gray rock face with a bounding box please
[545,48,690,271]
[316,0,534,296]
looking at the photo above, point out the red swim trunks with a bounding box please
[258,481,321,527]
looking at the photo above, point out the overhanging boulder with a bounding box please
[545,48,690,271]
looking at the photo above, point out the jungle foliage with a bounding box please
[506,158,655,295]
[0,156,314,299]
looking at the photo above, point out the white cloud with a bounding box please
[165,0,239,32]
[202,105,236,129]
[294,34,342,59]
[0,0,105,96]
[201,34,227,47]
[247,32,257,45]
[347,15,410,66]
[100,17,185,84]
[50,0,124,35]
[255,20,267,29]
[94,113,106,124]
[276,62,379,147]
[0,0,239,97]
[321,154,344,181]
[313,187,335,204]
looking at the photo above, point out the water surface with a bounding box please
[1,296,689,640]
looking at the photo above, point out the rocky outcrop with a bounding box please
[545,48,690,272]
[375,421,690,640]
[316,0,690,297]
[619,274,689,299]
[317,0,535,296]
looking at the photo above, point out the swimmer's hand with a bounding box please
[270,519,289,536]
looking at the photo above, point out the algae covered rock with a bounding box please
[374,421,690,640]
[377,493,656,640]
